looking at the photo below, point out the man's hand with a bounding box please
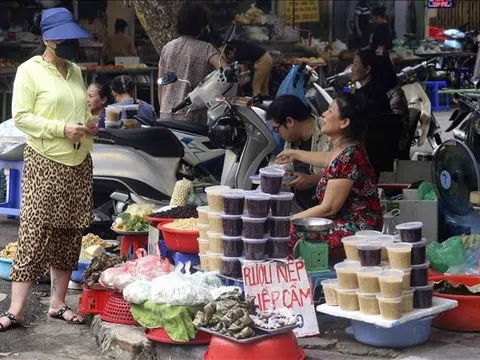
[64,123,87,142]
[289,172,319,191]
[276,149,300,165]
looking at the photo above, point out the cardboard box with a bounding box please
[381,200,438,241]
[395,160,433,184]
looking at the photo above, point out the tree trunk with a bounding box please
[131,0,182,55]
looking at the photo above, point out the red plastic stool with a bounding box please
[120,234,148,260]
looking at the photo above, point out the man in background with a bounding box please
[354,0,371,49]
[370,6,393,52]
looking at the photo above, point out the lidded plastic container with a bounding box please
[334,261,361,289]
[259,167,285,195]
[268,215,291,237]
[270,192,294,216]
[396,222,423,243]
[242,216,267,239]
[341,235,367,261]
[222,190,246,215]
[245,193,271,218]
[205,186,231,212]
[242,238,267,260]
[221,235,243,257]
[221,213,243,237]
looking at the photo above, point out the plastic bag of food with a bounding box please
[428,237,467,273]
[134,249,172,280]
[170,179,193,207]
[99,267,125,288]
[123,280,151,304]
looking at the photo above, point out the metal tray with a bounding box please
[291,218,333,232]
[254,323,300,335]
[197,327,278,344]
[110,227,149,235]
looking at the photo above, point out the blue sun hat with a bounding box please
[40,7,91,40]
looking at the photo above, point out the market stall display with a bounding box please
[316,221,461,347]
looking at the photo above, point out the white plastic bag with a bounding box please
[148,265,222,306]
[123,280,151,304]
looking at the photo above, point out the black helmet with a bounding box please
[208,112,246,149]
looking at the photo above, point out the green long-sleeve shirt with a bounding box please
[12,56,94,166]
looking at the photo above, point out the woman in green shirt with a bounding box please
[0,8,97,331]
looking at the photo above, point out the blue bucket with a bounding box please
[71,260,91,283]
[0,258,13,280]
[351,316,434,348]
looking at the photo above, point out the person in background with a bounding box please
[351,49,392,115]
[102,19,136,63]
[370,6,393,52]
[87,81,115,128]
[381,58,411,160]
[0,7,96,331]
[111,75,156,124]
[224,41,273,96]
[266,95,332,210]
[276,94,382,261]
[158,1,227,124]
[354,0,371,49]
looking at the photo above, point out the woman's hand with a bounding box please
[86,122,98,137]
[289,172,320,191]
[276,149,300,165]
[64,123,87,142]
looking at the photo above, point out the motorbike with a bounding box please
[326,59,443,152]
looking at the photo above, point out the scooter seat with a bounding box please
[96,128,184,158]
[0,143,25,161]
[157,120,209,136]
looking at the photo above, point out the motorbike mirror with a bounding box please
[157,72,178,86]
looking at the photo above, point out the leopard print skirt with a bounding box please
[10,145,93,282]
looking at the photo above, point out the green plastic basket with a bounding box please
[294,239,329,273]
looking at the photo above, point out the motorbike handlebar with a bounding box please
[172,97,191,113]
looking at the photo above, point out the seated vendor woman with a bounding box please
[276,94,383,261]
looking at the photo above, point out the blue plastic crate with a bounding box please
[71,260,90,283]
[351,315,434,348]
[171,251,200,273]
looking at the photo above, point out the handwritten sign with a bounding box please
[242,260,319,337]
[285,0,319,24]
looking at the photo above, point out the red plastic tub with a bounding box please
[430,275,480,332]
[145,328,212,345]
[158,221,199,253]
[146,216,174,227]
[204,332,305,360]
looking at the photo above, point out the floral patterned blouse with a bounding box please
[291,145,383,261]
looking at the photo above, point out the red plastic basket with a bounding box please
[100,292,139,326]
[145,328,212,345]
[78,286,114,315]
[428,26,447,40]
[158,222,199,253]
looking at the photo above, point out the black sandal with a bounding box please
[49,305,85,325]
[0,312,21,332]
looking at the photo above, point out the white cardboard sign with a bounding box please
[242,259,319,337]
